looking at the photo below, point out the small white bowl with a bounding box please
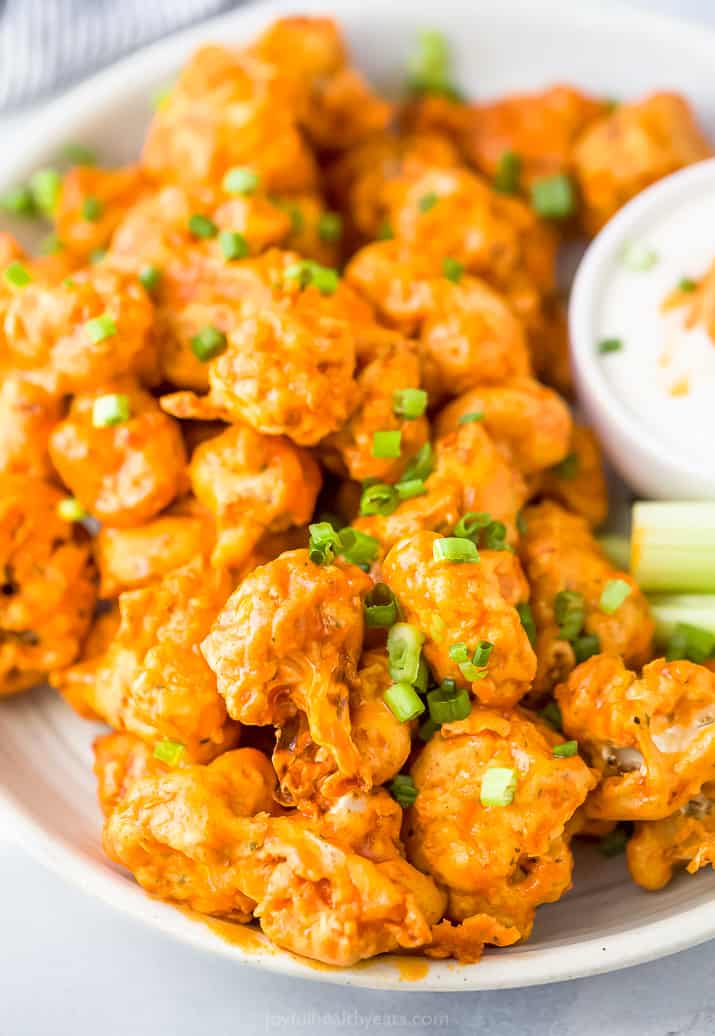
[569,157,715,499]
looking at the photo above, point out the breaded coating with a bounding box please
[202,549,372,779]
[573,92,712,235]
[94,501,213,598]
[535,423,608,528]
[435,377,572,475]
[54,164,146,262]
[557,656,715,821]
[2,265,155,394]
[321,335,429,482]
[189,422,321,568]
[520,502,653,696]
[49,379,188,528]
[0,475,96,696]
[464,85,606,188]
[382,531,536,707]
[93,730,168,816]
[0,375,62,479]
[86,559,238,760]
[142,45,317,195]
[51,607,120,719]
[406,706,596,957]
[627,784,715,890]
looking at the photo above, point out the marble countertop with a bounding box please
[2,1,715,1032]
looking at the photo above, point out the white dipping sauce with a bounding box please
[597,186,715,467]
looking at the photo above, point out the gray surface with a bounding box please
[2,0,715,1033]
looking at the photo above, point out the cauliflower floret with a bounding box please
[627,785,715,890]
[0,375,61,479]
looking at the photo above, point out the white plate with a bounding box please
[1,0,715,992]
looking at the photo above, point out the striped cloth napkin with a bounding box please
[0,0,245,110]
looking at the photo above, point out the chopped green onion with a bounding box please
[517,602,537,646]
[442,257,464,283]
[284,260,339,296]
[89,248,106,265]
[359,482,398,517]
[599,578,632,614]
[554,589,586,641]
[63,142,97,166]
[448,642,469,663]
[516,510,527,536]
[384,682,425,723]
[389,773,419,806]
[472,641,493,667]
[188,213,218,239]
[400,442,433,483]
[433,537,479,563]
[540,701,563,732]
[530,174,575,220]
[552,740,578,758]
[414,657,430,694]
[85,314,117,343]
[223,167,260,195]
[450,639,493,682]
[480,767,517,808]
[678,277,697,293]
[406,29,457,98]
[92,393,130,428]
[57,497,87,522]
[427,683,471,723]
[219,230,249,261]
[647,593,715,655]
[29,168,61,216]
[81,195,103,221]
[377,220,394,241]
[190,325,227,362]
[308,521,342,565]
[139,265,162,292]
[337,527,380,566]
[372,429,402,459]
[598,534,631,571]
[493,150,522,195]
[665,622,715,664]
[392,387,428,420]
[318,211,343,242]
[418,191,438,213]
[453,512,491,541]
[457,411,483,425]
[153,738,185,766]
[0,185,37,217]
[387,622,425,684]
[3,261,31,287]
[551,452,579,480]
[418,716,440,742]
[152,83,173,110]
[599,827,630,857]
[598,337,623,354]
[622,241,658,272]
[484,520,509,551]
[572,633,601,664]
[395,478,427,501]
[363,583,399,628]
[631,502,715,593]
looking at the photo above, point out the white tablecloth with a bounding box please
[2,1,715,1032]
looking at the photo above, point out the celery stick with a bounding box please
[647,593,715,645]
[598,534,631,571]
[631,502,715,592]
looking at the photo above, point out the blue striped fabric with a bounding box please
[0,0,245,110]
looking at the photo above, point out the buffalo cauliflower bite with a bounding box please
[382,530,536,707]
[435,377,572,475]
[0,375,62,479]
[202,549,372,780]
[93,730,168,816]
[49,379,188,528]
[142,45,317,196]
[85,559,238,761]
[556,655,715,821]
[535,423,608,528]
[54,164,146,262]
[573,92,712,235]
[51,606,120,719]
[627,785,715,890]
[0,475,96,696]
[406,706,596,958]
[520,502,653,697]
[189,422,320,569]
[464,85,607,188]
[321,335,429,482]
[2,265,156,394]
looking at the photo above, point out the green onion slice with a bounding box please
[359,482,399,517]
[57,497,88,522]
[92,393,130,428]
[372,429,402,459]
[433,537,479,563]
[139,265,162,292]
[493,150,522,195]
[599,578,632,614]
[387,622,425,684]
[223,167,260,195]
[395,478,427,501]
[377,220,394,241]
[598,337,623,354]
[484,520,509,551]
[188,213,218,239]
[190,325,227,362]
[552,740,578,758]
[400,443,434,483]
[517,602,537,646]
[453,512,492,541]
[418,716,440,742]
[418,191,438,212]
[599,827,630,857]
[554,589,586,641]
[81,195,103,221]
[384,682,425,723]
[318,211,343,242]
[308,521,342,565]
[665,622,715,664]
[392,387,428,420]
[530,174,575,220]
[3,261,31,287]
[154,738,185,766]
[338,527,380,567]
[678,277,697,293]
[406,29,459,98]
[363,583,399,628]
[389,773,419,806]
[29,168,61,216]
[457,411,484,425]
[480,767,517,807]
[427,683,471,723]
[85,314,117,343]
[551,452,579,480]
[219,230,249,261]
[284,260,339,295]
[442,256,464,283]
[539,701,563,732]
[572,632,601,664]
[0,185,37,217]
